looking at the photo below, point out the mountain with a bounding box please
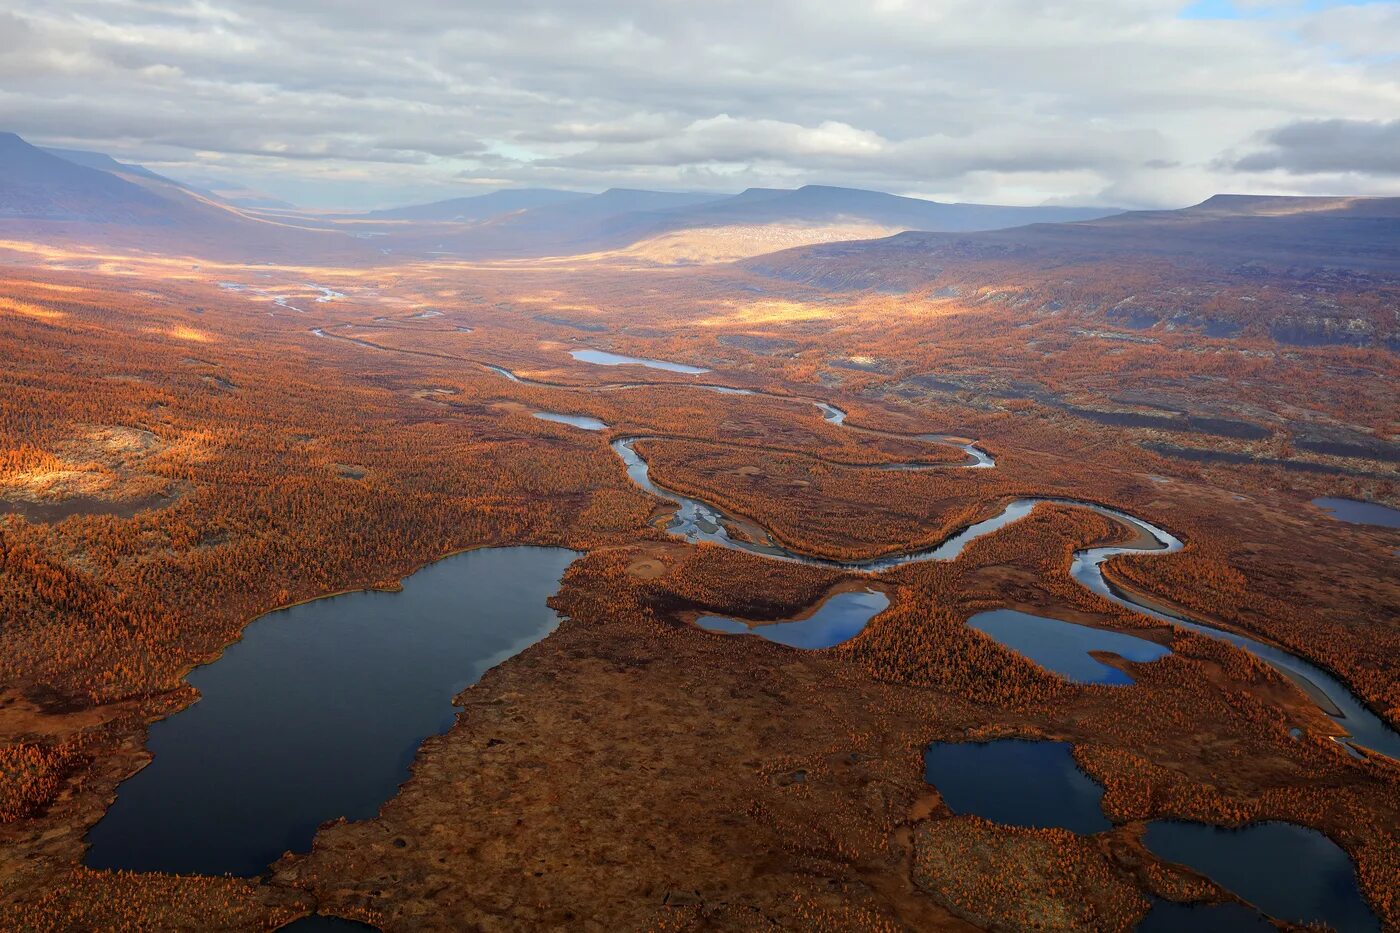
[743,194,1400,347]
[749,194,1400,284]
[42,147,189,189]
[0,131,368,260]
[364,189,589,222]
[487,188,724,235]
[388,186,1117,260]
[645,185,1119,233]
[0,132,179,223]
[45,147,300,210]
[391,188,729,256]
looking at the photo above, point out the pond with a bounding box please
[533,411,608,431]
[570,348,710,374]
[1142,821,1379,932]
[966,609,1171,685]
[696,588,889,649]
[83,546,578,877]
[1312,496,1400,529]
[922,739,1111,834]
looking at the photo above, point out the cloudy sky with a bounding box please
[2,0,1398,209]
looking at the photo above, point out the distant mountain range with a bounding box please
[9,129,1393,294]
[742,193,1400,348]
[647,185,1117,233]
[360,189,589,222]
[0,130,1129,260]
[371,184,1122,259]
[746,194,1400,287]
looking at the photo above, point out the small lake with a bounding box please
[966,609,1171,685]
[1143,821,1379,931]
[84,546,578,877]
[696,588,889,649]
[533,411,608,431]
[570,348,710,374]
[923,739,1111,834]
[1312,497,1400,529]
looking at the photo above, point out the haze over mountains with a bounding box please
[0,130,1123,262]
[3,126,1397,327]
[364,184,1123,259]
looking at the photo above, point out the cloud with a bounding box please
[1232,119,1400,176]
[0,0,1397,208]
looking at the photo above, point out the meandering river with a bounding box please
[434,350,1395,760]
[264,334,1391,923]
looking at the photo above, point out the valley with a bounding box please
[0,146,1397,931]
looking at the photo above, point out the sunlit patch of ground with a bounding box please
[599,222,902,265]
[0,425,169,506]
[698,298,838,326]
[165,326,211,342]
[0,297,66,321]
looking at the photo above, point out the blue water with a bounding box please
[967,609,1171,685]
[616,433,1400,758]
[1313,497,1400,530]
[570,348,709,374]
[533,411,608,431]
[696,588,889,649]
[922,740,1111,834]
[1143,821,1378,931]
[84,546,578,877]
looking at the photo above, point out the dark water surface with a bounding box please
[966,609,1171,685]
[84,546,578,877]
[696,588,889,649]
[1313,496,1400,529]
[922,739,1110,834]
[1143,821,1379,932]
[617,431,1400,757]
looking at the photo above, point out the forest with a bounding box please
[0,239,1397,931]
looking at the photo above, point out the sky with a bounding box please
[1,0,1397,210]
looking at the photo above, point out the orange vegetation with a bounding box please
[0,244,1397,929]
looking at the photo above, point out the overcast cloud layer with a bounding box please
[3,0,1398,209]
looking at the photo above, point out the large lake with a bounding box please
[84,546,578,877]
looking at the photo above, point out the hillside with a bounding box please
[41,147,190,190]
[744,194,1400,348]
[0,132,373,261]
[0,133,178,224]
